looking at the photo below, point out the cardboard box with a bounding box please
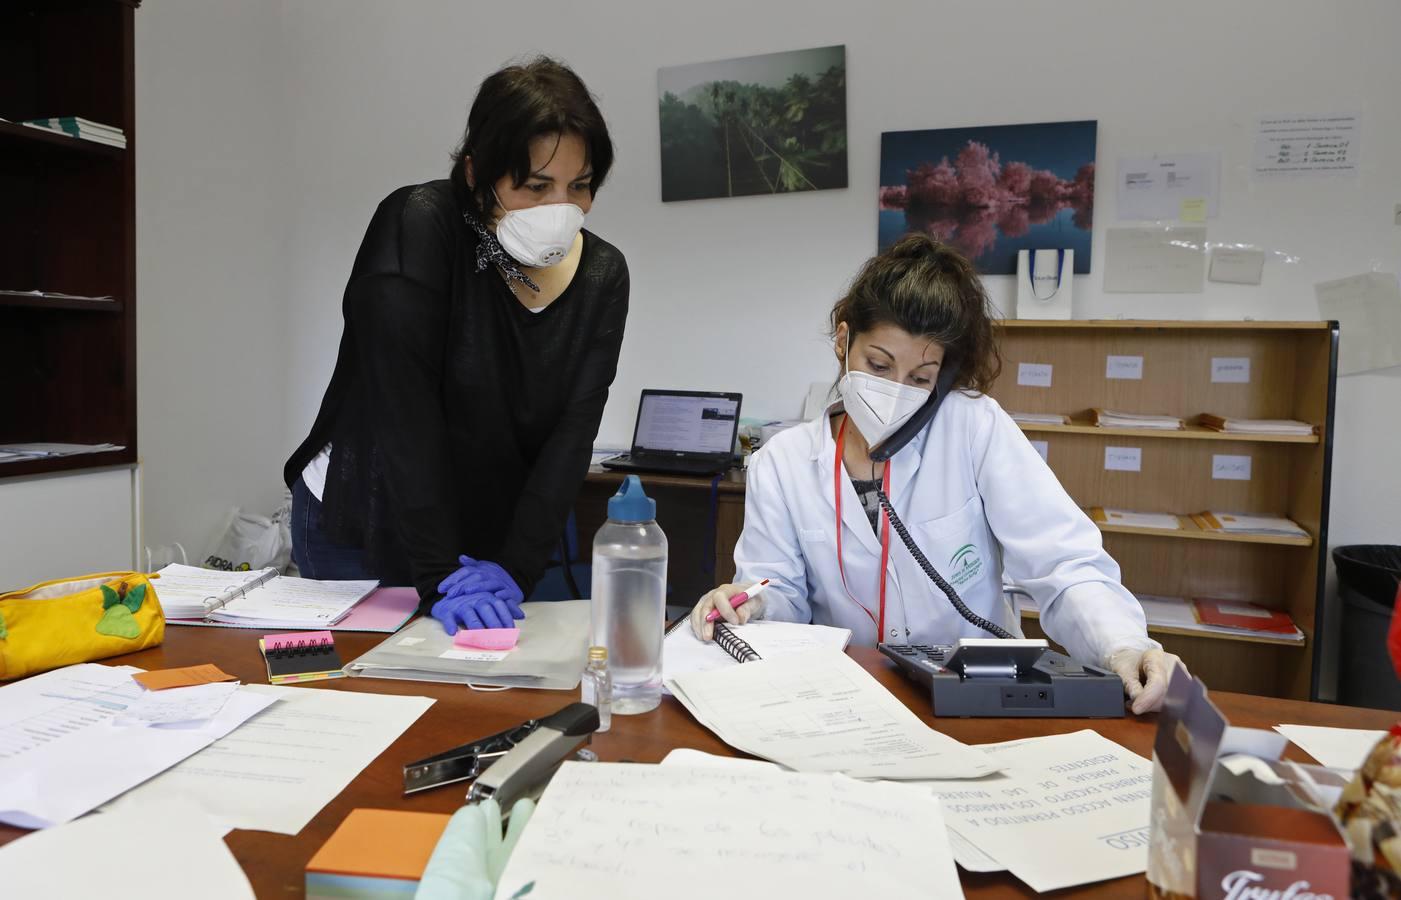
[1147,667,1350,899]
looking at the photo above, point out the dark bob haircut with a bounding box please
[450,56,614,221]
[829,233,1002,394]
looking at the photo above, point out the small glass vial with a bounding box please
[580,645,612,733]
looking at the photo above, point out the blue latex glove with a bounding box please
[438,556,524,613]
[431,590,515,635]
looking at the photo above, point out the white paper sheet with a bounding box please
[1211,357,1252,383]
[0,664,277,829]
[0,797,254,899]
[1275,724,1387,772]
[114,681,240,727]
[666,649,995,780]
[1030,439,1049,463]
[495,761,965,900]
[1104,447,1142,472]
[1117,153,1220,221]
[105,685,433,835]
[1209,249,1266,285]
[1104,227,1207,293]
[1102,509,1181,530]
[1017,362,1053,387]
[1106,355,1144,380]
[1253,112,1361,178]
[1315,272,1401,375]
[916,730,1153,893]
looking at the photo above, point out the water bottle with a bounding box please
[591,475,667,714]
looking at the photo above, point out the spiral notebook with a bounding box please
[662,620,852,685]
[259,631,346,684]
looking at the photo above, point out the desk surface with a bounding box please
[2,626,1393,898]
[585,464,746,493]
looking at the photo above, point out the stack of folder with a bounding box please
[1199,414,1315,436]
[1192,511,1309,539]
[1007,411,1070,426]
[1092,408,1184,430]
[22,116,126,148]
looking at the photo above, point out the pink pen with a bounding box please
[705,579,773,623]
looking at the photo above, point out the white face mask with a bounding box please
[837,334,932,447]
[493,189,585,268]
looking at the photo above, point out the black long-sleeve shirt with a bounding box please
[284,179,628,605]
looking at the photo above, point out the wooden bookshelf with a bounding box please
[992,320,1338,700]
[0,0,139,477]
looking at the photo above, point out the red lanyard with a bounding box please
[834,416,893,642]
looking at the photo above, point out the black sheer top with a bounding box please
[284,179,629,605]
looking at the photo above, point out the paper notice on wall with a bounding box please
[1103,227,1206,294]
[1209,248,1266,285]
[1315,272,1401,375]
[1212,455,1252,481]
[1105,447,1142,472]
[1116,153,1219,221]
[1030,440,1049,463]
[1211,357,1251,383]
[1105,355,1144,380]
[1253,113,1361,178]
[1017,363,1053,387]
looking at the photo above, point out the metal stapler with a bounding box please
[403,703,599,808]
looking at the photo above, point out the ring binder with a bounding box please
[713,623,761,663]
[200,568,282,618]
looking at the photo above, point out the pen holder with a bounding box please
[0,571,165,680]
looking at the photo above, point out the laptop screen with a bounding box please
[634,393,740,456]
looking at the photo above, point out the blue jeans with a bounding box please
[290,476,374,580]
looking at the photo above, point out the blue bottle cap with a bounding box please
[607,475,656,523]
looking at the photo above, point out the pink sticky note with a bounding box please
[453,628,520,651]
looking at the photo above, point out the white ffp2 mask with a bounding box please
[493,193,585,268]
[837,336,932,447]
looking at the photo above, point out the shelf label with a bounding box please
[1106,355,1144,380]
[1105,447,1142,472]
[1029,440,1049,463]
[1212,454,1252,481]
[1211,357,1251,383]
[1017,362,1053,387]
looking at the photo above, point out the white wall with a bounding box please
[135,1,1400,647]
[135,0,292,557]
[0,468,136,587]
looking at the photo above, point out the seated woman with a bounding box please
[690,234,1179,713]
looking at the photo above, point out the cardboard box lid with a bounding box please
[306,808,453,880]
[1200,803,1345,848]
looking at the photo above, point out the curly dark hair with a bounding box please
[829,233,1002,393]
[449,56,614,221]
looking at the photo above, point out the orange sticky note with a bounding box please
[132,663,237,691]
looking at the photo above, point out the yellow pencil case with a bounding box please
[0,571,165,681]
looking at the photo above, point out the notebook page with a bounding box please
[210,577,377,627]
[662,620,852,683]
[667,648,996,780]
[151,565,274,618]
[493,762,965,900]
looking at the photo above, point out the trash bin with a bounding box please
[1335,545,1401,710]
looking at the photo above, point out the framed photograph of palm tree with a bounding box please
[658,45,847,202]
[879,120,1098,274]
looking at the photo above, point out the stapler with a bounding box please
[403,703,600,807]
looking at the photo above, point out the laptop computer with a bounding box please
[600,389,742,477]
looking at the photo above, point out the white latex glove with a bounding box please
[1108,647,1182,715]
[689,583,762,641]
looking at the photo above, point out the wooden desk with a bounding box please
[2,626,1393,898]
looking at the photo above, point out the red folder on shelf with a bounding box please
[1191,598,1297,634]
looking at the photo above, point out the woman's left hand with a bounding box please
[1107,647,1183,715]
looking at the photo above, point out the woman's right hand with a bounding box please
[689,583,761,641]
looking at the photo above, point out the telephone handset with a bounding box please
[860,354,1016,640]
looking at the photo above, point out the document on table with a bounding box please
[0,664,277,829]
[114,681,240,726]
[1275,724,1387,773]
[913,730,1153,892]
[105,684,433,834]
[666,648,996,780]
[494,761,965,900]
[0,796,253,899]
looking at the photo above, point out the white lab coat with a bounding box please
[735,392,1158,665]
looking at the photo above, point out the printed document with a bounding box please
[666,648,996,779]
[106,684,432,834]
[1275,724,1387,773]
[495,761,965,900]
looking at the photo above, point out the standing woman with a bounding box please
[285,57,628,633]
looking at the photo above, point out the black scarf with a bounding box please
[460,208,540,294]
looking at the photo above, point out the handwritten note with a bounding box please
[115,682,240,727]
[495,762,966,900]
[914,730,1153,892]
[1212,455,1252,481]
[1210,357,1251,383]
[1106,355,1144,380]
[1017,362,1053,387]
[1105,447,1142,472]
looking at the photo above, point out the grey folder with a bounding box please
[344,600,590,690]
